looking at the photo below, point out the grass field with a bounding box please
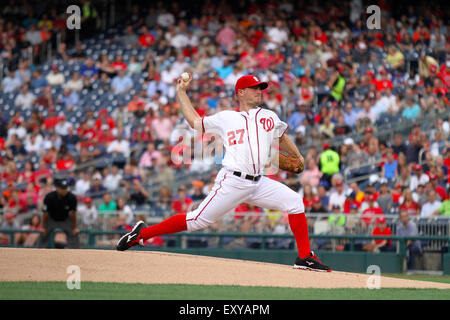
[1,280,449,300]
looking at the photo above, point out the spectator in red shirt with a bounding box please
[343,190,359,213]
[302,184,314,212]
[138,26,155,48]
[94,108,116,131]
[77,120,97,149]
[32,160,52,186]
[361,194,383,226]
[375,70,393,91]
[55,150,76,172]
[171,184,193,214]
[41,107,60,131]
[111,54,127,72]
[399,188,421,215]
[363,217,394,252]
[96,124,115,146]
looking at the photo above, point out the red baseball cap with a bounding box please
[366,194,376,201]
[365,127,373,133]
[235,75,268,95]
[322,142,330,150]
[312,195,321,203]
[376,216,386,224]
[413,164,422,171]
[84,197,92,204]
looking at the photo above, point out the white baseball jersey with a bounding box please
[185,107,302,232]
[201,107,288,176]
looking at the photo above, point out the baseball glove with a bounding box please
[276,152,304,174]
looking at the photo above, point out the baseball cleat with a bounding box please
[293,251,331,272]
[116,220,147,251]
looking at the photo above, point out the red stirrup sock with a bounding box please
[139,214,188,241]
[288,213,311,259]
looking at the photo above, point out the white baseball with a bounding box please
[181,72,190,82]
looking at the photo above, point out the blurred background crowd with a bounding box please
[0,0,449,255]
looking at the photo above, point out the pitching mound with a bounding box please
[1,248,449,289]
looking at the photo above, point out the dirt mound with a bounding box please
[1,248,449,289]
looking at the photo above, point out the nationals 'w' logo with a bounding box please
[259,117,274,132]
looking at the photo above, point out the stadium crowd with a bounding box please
[0,0,449,251]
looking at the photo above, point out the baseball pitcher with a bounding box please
[117,73,330,272]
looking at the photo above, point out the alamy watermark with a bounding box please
[366,265,381,289]
[66,265,81,290]
[366,5,381,30]
[66,5,81,30]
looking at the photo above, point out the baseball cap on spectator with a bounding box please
[295,125,306,135]
[335,180,343,187]
[54,178,69,189]
[99,108,108,116]
[322,142,330,150]
[395,183,403,189]
[366,194,376,202]
[191,180,204,188]
[51,65,58,71]
[364,127,373,133]
[312,195,321,203]
[84,197,93,204]
[234,75,268,95]
[350,203,358,210]
[413,164,422,171]
[5,212,16,220]
[368,174,378,186]
[344,138,354,146]
[366,70,375,78]
[318,180,329,189]
[345,189,355,198]
[376,217,386,224]
[92,172,102,180]
[429,174,438,180]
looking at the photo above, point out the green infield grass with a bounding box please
[383,274,450,284]
[0,281,449,300]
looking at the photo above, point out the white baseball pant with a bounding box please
[186,167,304,231]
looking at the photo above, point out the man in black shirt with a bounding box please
[38,178,80,248]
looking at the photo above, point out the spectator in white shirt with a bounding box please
[24,132,43,154]
[328,180,347,211]
[266,21,288,50]
[420,190,442,217]
[156,8,175,28]
[103,165,123,192]
[54,115,73,137]
[64,72,84,91]
[46,65,65,86]
[2,70,22,92]
[74,171,91,196]
[25,24,43,45]
[111,69,133,94]
[107,133,130,158]
[14,85,36,109]
[78,197,98,228]
[7,119,27,140]
[409,164,430,192]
